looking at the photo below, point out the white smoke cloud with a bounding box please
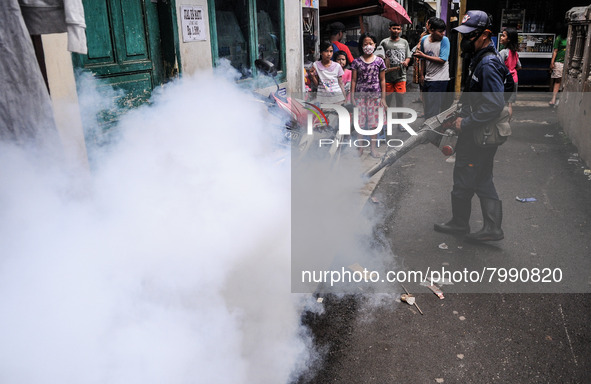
[0,70,312,383]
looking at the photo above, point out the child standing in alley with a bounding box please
[334,50,352,96]
[350,33,387,158]
[499,28,521,118]
[311,41,346,104]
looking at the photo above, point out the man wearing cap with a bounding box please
[328,22,354,64]
[434,10,512,242]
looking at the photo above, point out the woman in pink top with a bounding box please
[499,28,521,118]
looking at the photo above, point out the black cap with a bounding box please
[453,10,492,34]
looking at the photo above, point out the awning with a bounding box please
[379,0,412,24]
[425,1,437,12]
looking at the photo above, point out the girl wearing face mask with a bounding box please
[350,33,387,158]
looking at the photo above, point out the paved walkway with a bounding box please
[302,95,591,384]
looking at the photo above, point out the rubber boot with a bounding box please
[464,198,504,242]
[434,196,471,234]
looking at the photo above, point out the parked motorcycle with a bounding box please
[255,59,345,162]
[253,59,306,146]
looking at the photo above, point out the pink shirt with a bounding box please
[342,69,352,85]
[505,50,520,83]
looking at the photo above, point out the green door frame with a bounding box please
[72,0,182,87]
[70,0,182,149]
[157,0,183,78]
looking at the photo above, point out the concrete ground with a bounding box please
[299,94,591,384]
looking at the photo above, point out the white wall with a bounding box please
[285,2,304,93]
[176,1,215,75]
[41,33,89,168]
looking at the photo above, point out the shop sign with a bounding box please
[181,6,207,42]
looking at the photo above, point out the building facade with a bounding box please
[557,5,591,166]
[37,0,303,164]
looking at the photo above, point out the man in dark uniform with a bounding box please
[434,10,512,242]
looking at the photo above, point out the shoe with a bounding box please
[370,151,381,158]
[548,101,555,106]
[434,195,471,234]
[398,125,406,132]
[464,198,504,242]
[445,155,456,163]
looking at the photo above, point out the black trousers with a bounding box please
[451,133,499,201]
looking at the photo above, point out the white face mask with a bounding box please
[362,44,375,55]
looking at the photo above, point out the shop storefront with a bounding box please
[464,0,587,89]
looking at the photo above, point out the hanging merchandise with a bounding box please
[18,0,87,54]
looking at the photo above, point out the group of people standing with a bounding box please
[307,20,415,157]
[306,16,459,149]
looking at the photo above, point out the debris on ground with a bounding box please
[544,134,554,138]
[317,297,324,303]
[427,284,445,299]
[516,196,537,203]
[584,169,591,176]
[348,263,365,273]
[370,196,380,204]
[400,293,416,305]
[420,278,454,286]
[438,242,448,250]
[568,153,580,162]
[400,284,424,315]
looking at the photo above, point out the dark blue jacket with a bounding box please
[459,42,511,131]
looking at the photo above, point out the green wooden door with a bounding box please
[73,0,165,141]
